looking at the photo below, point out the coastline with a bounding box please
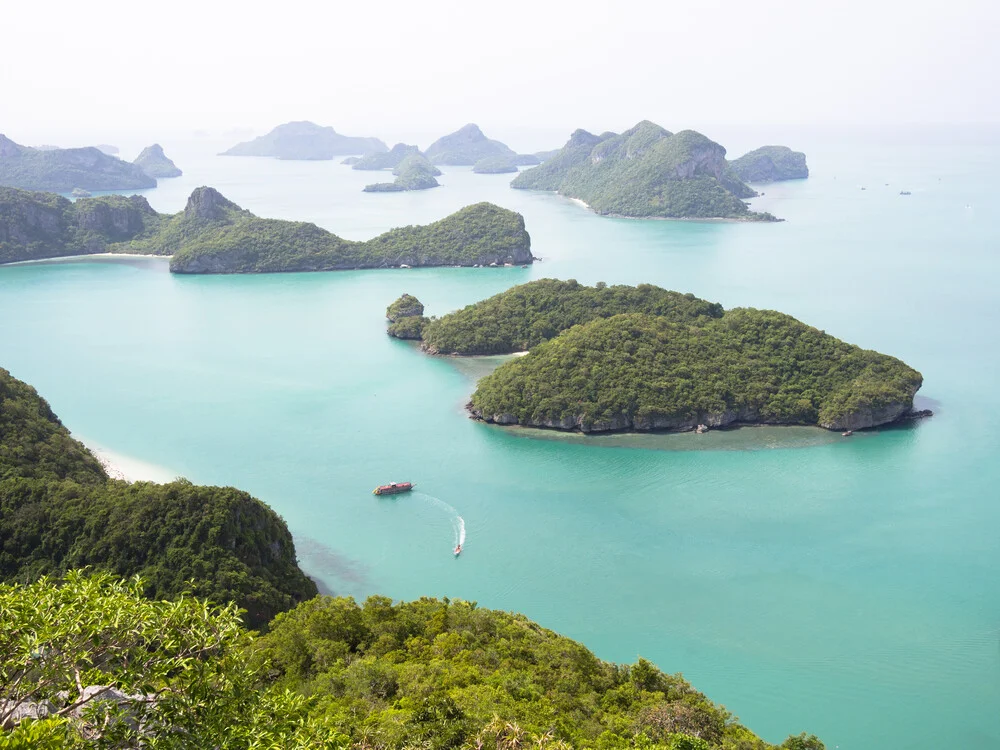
[81,439,178,483]
[3,253,172,267]
[563,194,776,223]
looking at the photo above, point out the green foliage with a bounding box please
[0,367,316,629]
[386,294,425,321]
[473,156,518,174]
[729,146,809,183]
[352,143,421,171]
[392,153,442,177]
[512,123,775,221]
[470,310,922,431]
[0,135,156,192]
[424,123,517,166]
[387,316,429,340]
[420,279,724,355]
[0,571,345,747]
[254,595,792,749]
[367,156,441,192]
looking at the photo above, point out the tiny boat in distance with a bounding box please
[454,544,462,556]
[373,482,414,496]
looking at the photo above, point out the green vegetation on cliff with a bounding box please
[420,279,723,355]
[255,594,822,750]
[511,122,776,220]
[470,310,922,432]
[353,143,424,170]
[0,134,156,192]
[220,121,387,160]
[0,366,316,628]
[729,146,809,183]
[0,186,531,272]
[386,294,429,339]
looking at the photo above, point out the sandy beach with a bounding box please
[82,441,178,483]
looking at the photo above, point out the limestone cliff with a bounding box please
[133,144,182,178]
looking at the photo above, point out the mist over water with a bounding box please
[1,125,998,749]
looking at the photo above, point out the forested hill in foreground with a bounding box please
[0,134,156,192]
[0,366,316,628]
[0,186,532,272]
[511,121,777,221]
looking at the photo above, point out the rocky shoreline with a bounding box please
[467,402,933,435]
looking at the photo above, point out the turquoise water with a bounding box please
[2,127,999,748]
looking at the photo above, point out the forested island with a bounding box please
[386,293,429,338]
[0,134,156,192]
[352,142,423,170]
[363,154,441,192]
[0,186,532,271]
[220,121,387,160]
[424,123,517,165]
[473,155,519,173]
[397,280,925,432]
[511,122,777,221]
[133,143,182,178]
[729,146,809,183]
[0,366,822,748]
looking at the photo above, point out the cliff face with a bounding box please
[0,135,156,192]
[133,144,182,178]
[729,146,809,183]
[221,121,388,160]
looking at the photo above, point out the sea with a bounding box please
[1,124,998,749]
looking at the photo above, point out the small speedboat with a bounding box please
[454,544,462,556]
[842,430,854,437]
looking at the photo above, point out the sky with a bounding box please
[1,0,998,148]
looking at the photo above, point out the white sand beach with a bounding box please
[83,441,178,483]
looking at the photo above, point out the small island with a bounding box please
[386,294,429,339]
[364,154,440,192]
[133,143,183,178]
[511,121,778,221]
[0,134,156,192]
[424,123,518,166]
[220,121,387,160]
[352,143,422,170]
[0,185,532,272]
[473,156,518,174]
[399,279,926,433]
[728,145,809,183]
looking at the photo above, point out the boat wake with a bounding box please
[416,493,466,551]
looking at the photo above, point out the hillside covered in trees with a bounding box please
[0,134,156,192]
[0,186,532,272]
[511,122,777,221]
[0,366,316,628]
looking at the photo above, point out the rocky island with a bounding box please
[352,142,423,170]
[473,155,518,174]
[511,121,777,221]
[220,121,387,160]
[0,134,156,192]
[729,145,809,182]
[0,185,532,271]
[386,293,429,339]
[424,123,518,166]
[363,154,440,192]
[401,279,925,432]
[133,143,182,178]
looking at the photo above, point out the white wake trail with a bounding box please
[415,493,467,550]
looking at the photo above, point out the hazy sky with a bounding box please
[2,0,997,146]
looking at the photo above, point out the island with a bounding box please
[133,143,182,178]
[0,185,532,272]
[220,120,387,160]
[424,123,518,166]
[364,154,441,192]
[398,279,926,432]
[386,293,429,339]
[473,155,518,174]
[511,121,778,221]
[0,362,824,749]
[341,156,361,165]
[729,145,809,182]
[0,134,156,192]
[352,142,422,170]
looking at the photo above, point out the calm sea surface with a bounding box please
[1,126,998,749]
